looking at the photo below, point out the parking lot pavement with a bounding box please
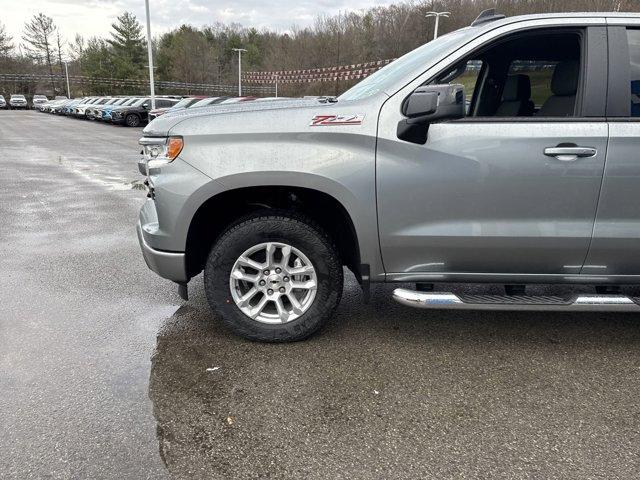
[2,111,640,479]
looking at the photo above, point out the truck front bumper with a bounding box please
[137,216,188,284]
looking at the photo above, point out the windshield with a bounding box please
[190,98,217,108]
[171,97,199,109]
[132,98,148,107]
[12,95,26,99]
[338,28,476,101]
[122,98,140,106]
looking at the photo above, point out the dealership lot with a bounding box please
[3,111,640,479]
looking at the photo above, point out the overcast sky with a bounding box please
[1,0,396,51]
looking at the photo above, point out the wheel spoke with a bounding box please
[274,297,290,323]
[280,245,292,268]
[231,269,259,283]
[288,265,315,276]
[249,295,269,319]
[237,288,259,308]
[286,293,305,316]
[236,255,264,271]
[291,279,317,290]
[265,243,276,267]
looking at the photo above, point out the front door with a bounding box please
[376,26,609,277]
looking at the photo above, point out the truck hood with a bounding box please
[143,98,327,136]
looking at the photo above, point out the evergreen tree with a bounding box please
[107,12,146,79]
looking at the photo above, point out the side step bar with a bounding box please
[393,289,640,312]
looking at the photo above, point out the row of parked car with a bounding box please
[0,94,59,109]
[35,94,278,127]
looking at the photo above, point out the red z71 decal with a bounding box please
[309,114,365,126]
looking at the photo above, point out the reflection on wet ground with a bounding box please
[150,278,640,479]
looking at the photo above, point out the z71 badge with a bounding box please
[309,114,365,126]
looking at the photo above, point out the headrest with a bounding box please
[551,60,579,96]
[503,74,531,102]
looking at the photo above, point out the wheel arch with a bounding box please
[184,181,364,283]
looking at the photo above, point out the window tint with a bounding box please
[627,29,640,116]
[508,61,557,108]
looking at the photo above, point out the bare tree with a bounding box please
[69,34,85,62]
[22,13,57,92]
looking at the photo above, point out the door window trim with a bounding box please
[404,25,608,123]
[606,25,640,120]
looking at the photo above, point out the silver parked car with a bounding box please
[137,10,640,341]
[0,95,6,109]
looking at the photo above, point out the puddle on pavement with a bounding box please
[146,282,640,478]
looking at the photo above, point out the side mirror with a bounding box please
[398,84,465,144]
[402,84,465,124]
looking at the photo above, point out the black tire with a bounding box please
[125,113,140,127]
[204,213,343,342]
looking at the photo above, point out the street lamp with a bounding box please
[63,61,71,98]
[232,48,247,97]
[144,0,156,109]
[425,11,450,40]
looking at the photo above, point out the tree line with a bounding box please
[1,0,639,98]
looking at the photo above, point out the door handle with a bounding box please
[544,145,597,162]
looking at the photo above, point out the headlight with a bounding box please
[139,136,184,173]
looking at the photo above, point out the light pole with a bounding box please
[144,0,156,109]
[232,48,247,97]
[64,61,71,98]
[274,74,278,98]
[425,11,450,40]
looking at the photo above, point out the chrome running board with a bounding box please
[392,289,640,312]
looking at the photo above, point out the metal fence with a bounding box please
[0,73,276,95]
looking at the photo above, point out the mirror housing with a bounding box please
[397,84,466,144]
[402,84,466,124]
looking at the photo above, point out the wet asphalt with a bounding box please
[2,111,640,479]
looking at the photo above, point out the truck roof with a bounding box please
[471,10,640,31]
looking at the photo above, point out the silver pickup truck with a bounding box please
[138,10,640,341]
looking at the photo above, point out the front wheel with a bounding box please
[204,213,343,342]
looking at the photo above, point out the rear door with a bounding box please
[376,23,609,279]
[582,21,640,276]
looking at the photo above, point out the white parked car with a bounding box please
[0,95,6,109]
[9,94,28,109]
[32,95,49,108]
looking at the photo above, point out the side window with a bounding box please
[627,29,640,116]
[507,61,557,111]
[431,30,582,118]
